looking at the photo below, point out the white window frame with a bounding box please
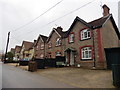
[56,38,61,46]
[36,46,39,50]
[40,54,44,58]
[56,52,61,56]
[48,41,52,48]
[81,29,91,40]
[69,33,74,43]
[40,43,44,49]
[81,47,92,59]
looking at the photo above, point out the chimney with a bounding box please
[34,40,36,43]
[56,26,63,31]
[102,4,110,16]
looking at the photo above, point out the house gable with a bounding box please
[66,16,91,37]
[47,28,61,43]
[101,18,120,48]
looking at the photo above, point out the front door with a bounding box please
[66,51,75,66]
[70,51,75,65]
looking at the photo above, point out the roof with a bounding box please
[88,15,110,28]
[15,46,21,53]
[22,41,34,51]
[11,48,15,53]
[34,34,48,46]
[47,27,68,42]
[11,48,15,51]
[40,35,48,42]
[66,14,120,39]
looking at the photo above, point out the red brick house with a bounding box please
[64,5,120,69]
[46,27,67,59]
[34,35,48,59]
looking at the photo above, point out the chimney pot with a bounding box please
[57,26,63,30]
[102,4,110,16]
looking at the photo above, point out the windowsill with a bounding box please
[40,49,44,50]
[80,38,91,41]
[81,58,93,61]
[48,47,52,49]
[80,60,94,62]
[69,42,74,44]
[55,45,61,47]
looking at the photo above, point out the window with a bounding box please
[40,54,44,58]
[36,46,39,50]
[56,52,61,56]
[48,52,52,58]
[69,33,75,43]
[40,43,44,49]
[80,29,91,40]
[56,38,61,46]
[48,41,52,48]
[81,47,92,60]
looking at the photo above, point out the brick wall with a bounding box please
[46,31,65,58]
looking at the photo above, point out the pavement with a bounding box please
[0,62,2,89]
[2,63,74,88]
[6,63,115,88]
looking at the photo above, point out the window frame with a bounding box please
[36,45,39,50]
[80,28,91,41]
[80,45,94,60]
[40,43,44,50]
[48,41,52,48]
[56,38,61,46]
[40,53,44,58]
[55,51,62,56]
[68,32,75,43]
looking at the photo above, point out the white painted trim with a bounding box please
[39,35,44,42]
[46,28,61,42]
[102,14,111,27]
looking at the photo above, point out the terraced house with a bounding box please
[46,27,67,59]
[64,5,120,69]
[20,41,34,61]
[34,35,48,59]
[12,4,119,69]
[14,46,21,61]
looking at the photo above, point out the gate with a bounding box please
[105,48,120,69]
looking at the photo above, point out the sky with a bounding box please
[0,0,119,53]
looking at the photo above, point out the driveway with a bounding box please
[35,67,115,88]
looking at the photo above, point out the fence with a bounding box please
[34,56,66,69]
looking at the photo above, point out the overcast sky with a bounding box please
[0,0,119,53]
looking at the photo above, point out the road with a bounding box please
[0,62,2,89]
[2,63,74,88]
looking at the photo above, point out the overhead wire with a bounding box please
[11,0,63,32]
[13,0,96,39]
[11,0,96,44]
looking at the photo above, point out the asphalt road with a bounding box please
[2,63,74,88]
[0,62,2,89]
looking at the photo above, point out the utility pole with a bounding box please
[4,32,10,63]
